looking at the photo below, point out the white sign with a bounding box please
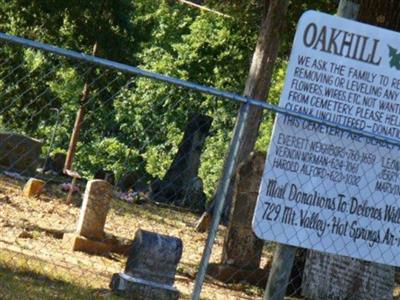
[252,10,400,266]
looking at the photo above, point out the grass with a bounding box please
[0,250,119,300]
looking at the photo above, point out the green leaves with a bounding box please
[76,137,142,180]
[0,0,338,202]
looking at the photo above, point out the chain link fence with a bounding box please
[1,31,400,300]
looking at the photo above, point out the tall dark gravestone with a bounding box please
[110,229,183,300]
[150,113,212,211]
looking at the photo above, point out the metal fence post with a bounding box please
[191,102,251,300]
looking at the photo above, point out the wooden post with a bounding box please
[64,0,108,171]
[66,176,77,204]
[65,169,81,204]
[64,42,98,171]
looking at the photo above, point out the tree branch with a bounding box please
[176,0,232,18]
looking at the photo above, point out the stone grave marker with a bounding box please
[207,152,268,285]
[302,251,394,300]
[150,113,212,211]
[63,179,114,254]
[23,178,45,198]
[52,152,66,174]
[118,171,148,192]
[111,229,183,300]
[117,171,137,192]
[0,133,42,175]
[94,169,115,185]
[76,179,111,239]
[42,152,66,175]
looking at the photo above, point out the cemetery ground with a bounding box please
[0,174,267,300]
[2,173,400,300]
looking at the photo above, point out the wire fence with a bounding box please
[0,32,400,300]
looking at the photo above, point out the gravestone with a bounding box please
[302,251,394,300]
[118,171,139,192]
[42,152,66,174]
[23,178,45,198]
[77,179,112,239]
[150,113,212,211]
[63,179,114,254]
[94,169,115,185]
[0,133,42,175]
[118,170,150,193]
[207,152,268,285]
[53,153,66,174]
[111,229,183,300]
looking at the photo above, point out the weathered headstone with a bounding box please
[207,152,268,285]
[53,152,66,174]
[76,179,112,239]
[302,251,394,300]
[111,229,183,300]
[94,169,115,185]
[42,152,66,175]
[23,178,45,198]
[0,133,42,175]
[63,179,114,254]
[117,171,138,192]
[150,113,212,211]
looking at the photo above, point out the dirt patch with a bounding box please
[0,175,270,299]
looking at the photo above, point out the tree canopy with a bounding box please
[0,0,337,199]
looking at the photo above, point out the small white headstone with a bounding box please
[76,179,112,240]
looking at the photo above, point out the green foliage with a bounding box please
[0,0,135,60]
[0,0,137,184]
[0,0,338,202]
[75,137,142,180]
[114,2,259,197]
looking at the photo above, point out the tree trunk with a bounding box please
[354,0,400,31]
[196,0,288,231]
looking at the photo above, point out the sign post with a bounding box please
[256,8,400,299]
